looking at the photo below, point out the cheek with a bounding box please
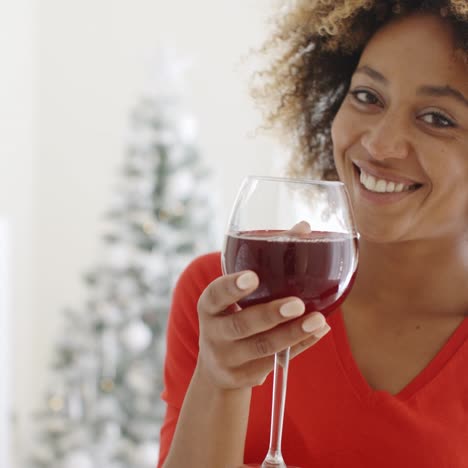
[331,108,353,178]
[423,146,468,192]
[331,109,345,152]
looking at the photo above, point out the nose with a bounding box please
[361,112,411,161]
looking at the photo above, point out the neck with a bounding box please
[346,235,468,321]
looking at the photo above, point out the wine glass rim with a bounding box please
[246,175,344,187]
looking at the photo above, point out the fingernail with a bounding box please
[236,272,257,290]
[302,313,326,333]
[314,323,331,339]
[280,299,305,317]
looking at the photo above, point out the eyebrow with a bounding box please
[354,66,388,84]
[354,65,468,108]
[418,85,468,108]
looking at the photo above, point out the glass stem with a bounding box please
[262,347,290,468]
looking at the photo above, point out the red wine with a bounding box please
[222,230,358,316]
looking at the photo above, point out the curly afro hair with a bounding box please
[252,0,468,180]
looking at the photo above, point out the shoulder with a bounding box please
[165,252,222,361]
[170,252,223,321]
[179,251,222,280]
[161,254,222,410]
[175,252,222,298]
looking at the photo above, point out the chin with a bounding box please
[355,218,407,244]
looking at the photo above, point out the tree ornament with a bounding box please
[100,378,115,393]
[48,395,65,412]
[132,441,160,467]
[120,320,152,353]
[61,450,94,468]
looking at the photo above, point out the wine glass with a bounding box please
[221,176,358,468]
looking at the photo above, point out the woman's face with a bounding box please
[332,14,468,243]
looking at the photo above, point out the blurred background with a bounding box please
[0,1,282,466]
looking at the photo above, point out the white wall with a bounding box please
[14,0,281,464]
[0,1,36,466]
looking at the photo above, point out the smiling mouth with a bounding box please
[354,164,423,194]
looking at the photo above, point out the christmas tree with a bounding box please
[29,51,218,468]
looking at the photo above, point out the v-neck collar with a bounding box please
[331,308,468,402]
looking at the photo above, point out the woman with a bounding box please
[158,1,468,467]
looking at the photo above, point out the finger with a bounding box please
[225,355,275,388]
[289,322,332,360]
[287,220,311,235]
[215,297,305,340]
[226,322,331,388]
[198,271,259,317]
[227,312,328,365]
[286,221,311,273]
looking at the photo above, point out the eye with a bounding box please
[419,111,456,129]
[350,89,381,106]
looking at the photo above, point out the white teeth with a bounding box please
[359,169,415,193]
[375,180,387,193]
[360,171,375,191]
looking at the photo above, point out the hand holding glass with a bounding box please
[222,176,358,468]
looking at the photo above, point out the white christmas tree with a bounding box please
[29,50,218,468]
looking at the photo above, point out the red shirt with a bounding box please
[158,252,468,467]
